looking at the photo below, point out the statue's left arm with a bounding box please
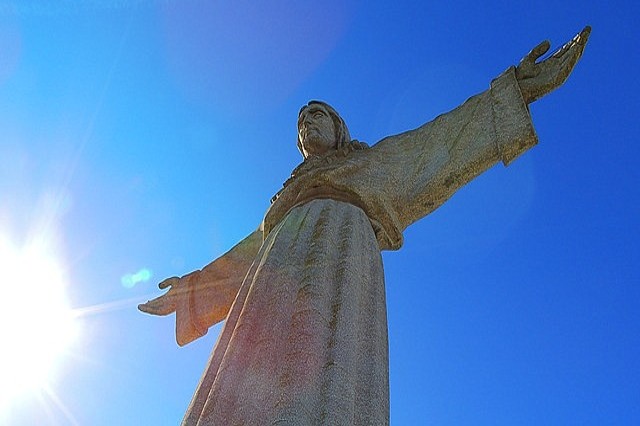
[139,229,263,346]
[367,27,590,233]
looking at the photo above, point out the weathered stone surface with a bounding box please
[139,27,590,425]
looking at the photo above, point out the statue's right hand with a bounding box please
[138,276,184,316]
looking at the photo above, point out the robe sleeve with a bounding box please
[139,229,262,346]
[367,66,538,234]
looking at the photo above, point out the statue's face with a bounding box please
[298,104,336,157]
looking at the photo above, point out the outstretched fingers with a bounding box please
[578,25,592,45]
[159,276,180,289]
[138,294,176,316]
[515,26,590,104]
[553,26,591,84]
[517,40,550,81]
[552,26,591,59]
[522,40,551,66]
[573,25,591,59]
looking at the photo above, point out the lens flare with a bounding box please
[121,268,152,289]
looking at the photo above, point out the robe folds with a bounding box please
[145,67,539,425]
[184,199,389,425]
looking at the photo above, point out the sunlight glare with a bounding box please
[0,236,78,406]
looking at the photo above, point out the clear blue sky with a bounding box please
[1,1,638,425]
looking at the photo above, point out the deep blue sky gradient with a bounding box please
[0,1,638,424]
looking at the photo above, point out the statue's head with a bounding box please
[297,101,351,158]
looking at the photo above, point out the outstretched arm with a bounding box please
[516,26,591,103]
[361,27,590,240]
[139,228,263,346]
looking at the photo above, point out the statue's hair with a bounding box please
[297,100,351,158]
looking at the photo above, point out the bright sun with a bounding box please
[0,235,78,406]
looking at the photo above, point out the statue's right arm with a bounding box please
[138,228,263,346]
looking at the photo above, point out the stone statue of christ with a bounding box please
[140,27,590,425]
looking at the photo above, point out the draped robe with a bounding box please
[141,67,538,425]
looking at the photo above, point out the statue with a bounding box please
[139,27,590,425]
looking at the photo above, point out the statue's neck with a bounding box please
[270,141,369,205]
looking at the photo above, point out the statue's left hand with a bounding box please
[516,26,591,103]
[138,276,185,316]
